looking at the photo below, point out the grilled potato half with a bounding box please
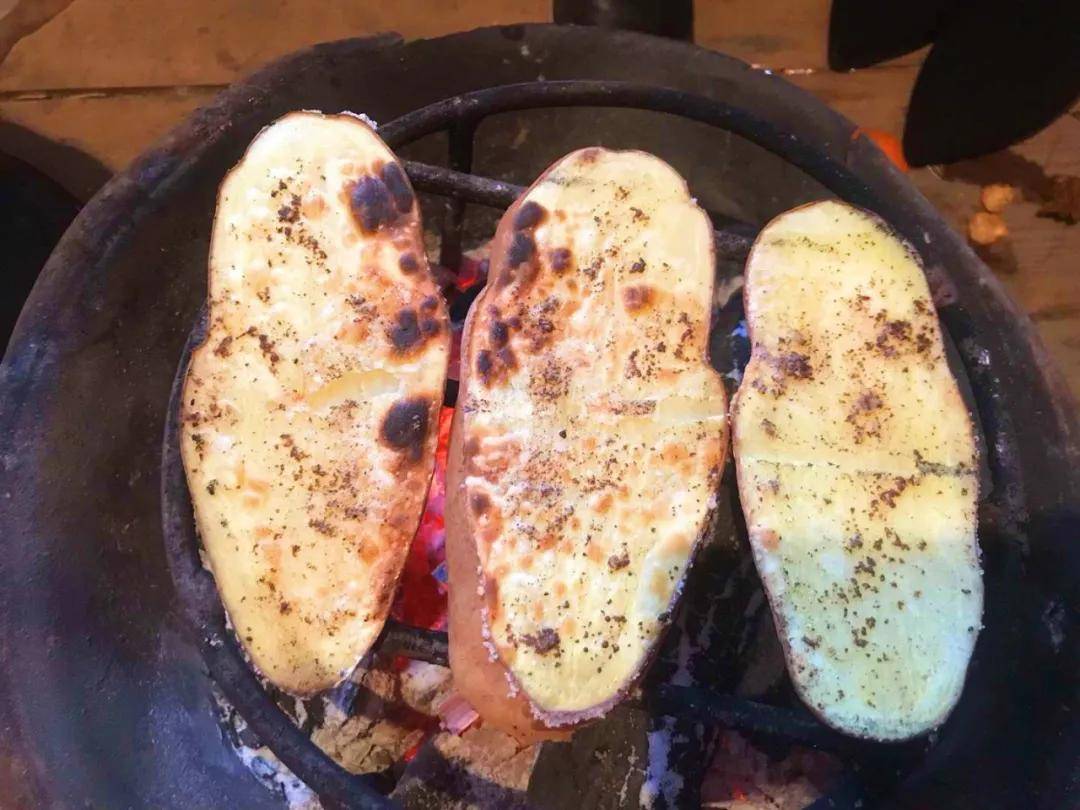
[447,148,729,732]
[181,112,449,695]
[732,200,982,740]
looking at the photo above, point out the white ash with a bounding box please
[640,715,686,809]
[618,749,640,806]
[213,660,453,808]
[212,686,321,810]
[337,110,380,130]
[670,628,695,688]
[1043,599,1066,652]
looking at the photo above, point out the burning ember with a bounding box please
[391,404,454,633]
[700,730,841,809]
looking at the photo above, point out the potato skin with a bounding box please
[446,405,570,743]
[446,147,727,733]
[731,200,982,741]
[181,112,449,695]
[445,178,576,741]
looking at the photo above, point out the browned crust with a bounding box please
[730,199,980,740]
[446,148,727,731]
[181,111,449,695]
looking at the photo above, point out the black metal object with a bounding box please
[0,152,81,351]
[1,23,1077,810]
[405,159,757,259]
[829,0,1080,166]
[553,0,693,41]
[902,0,1080,166]
[644,685,852,754]
[377,621,449,668]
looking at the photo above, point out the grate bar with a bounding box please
[378,621,449,667]
[381,81,879,215]
[404,160,524,208]
[438,121,477,269]
[375,621,859,755]
[644,684,856,753]
[402,159,758,260]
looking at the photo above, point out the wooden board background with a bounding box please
[0,0,1076,401]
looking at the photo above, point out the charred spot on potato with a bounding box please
[489,320,510,348]
[521,627,561,655]
[607,550,630,571]
[476,349,494,381]
[550,247,573,273]
[348,175,398,232]
[629,258,646,274]
[420,295,439,313]
[276,193,301,224]
[622,284,654,312]
[380,162,414,213]
[528,357,571,401]
[470,492,492,516]
[776,351,813,379]
[399,252,419,274]
[213,335,233,357]
[878,477,911,508]
[497,346,517,372]
[854,390,883,412]
[514,200,547,230]
[474,340,518,387]
[846,389,887,443]
[389,308,422,353]
[507,231,536,268]
[380,398,431,462]
[308,518,335,537]
[257,333,280,365]
[875,319,913,357]
[420,318,441,337]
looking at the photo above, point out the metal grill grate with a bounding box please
[161,80,1018,810]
